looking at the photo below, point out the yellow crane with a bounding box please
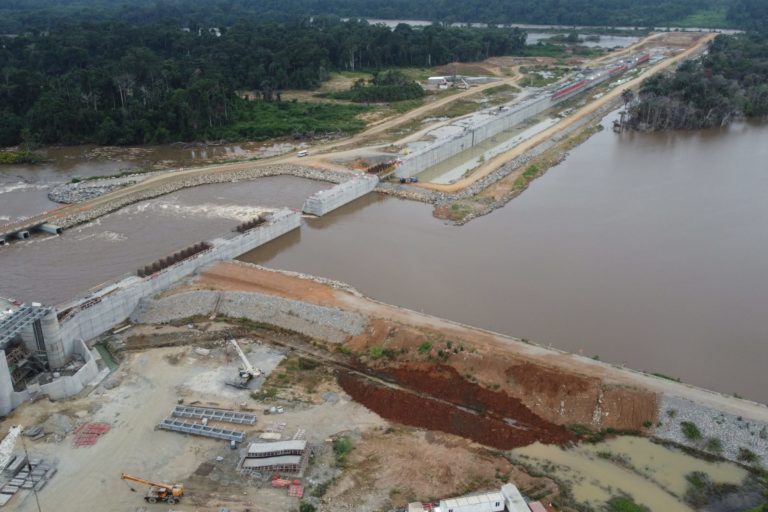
[120,473,184,504]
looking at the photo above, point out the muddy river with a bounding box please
[242,118,768,401]
[0,141,297,223]
[0,176,328,305]
[1,116,766,401]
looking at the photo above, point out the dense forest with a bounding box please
[0,0,741,33]
[630,33,768,130]
[0,19,525,146]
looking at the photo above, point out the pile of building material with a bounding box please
[72,422,111,447]
[0,456,57,506]
[270,475,304,498]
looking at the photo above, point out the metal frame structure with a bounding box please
[157,418,245,443]
[171,405,257,425]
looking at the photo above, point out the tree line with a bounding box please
[629,33,768,130]
[0,18,525,146]
[0,0,741,34]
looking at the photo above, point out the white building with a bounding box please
[501,483,529,512]
[439,491,505,512]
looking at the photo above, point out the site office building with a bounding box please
[439,484,529,512]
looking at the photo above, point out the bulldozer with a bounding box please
[120,473,184,504]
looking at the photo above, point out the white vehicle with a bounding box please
[297,150,308,157]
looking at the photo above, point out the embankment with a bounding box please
[337,369,574,449]
[162,261,768,465]
[45,165,357,229]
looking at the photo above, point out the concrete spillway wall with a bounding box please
[302,175,379,216]
[58,209,300,345]
[395,94,553,178]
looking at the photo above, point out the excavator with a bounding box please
[228,338,262,389]
[120,473,184,504]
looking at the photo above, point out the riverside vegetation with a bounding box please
[630,32,768,130]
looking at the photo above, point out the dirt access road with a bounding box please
[0,31,712,234]
[417,31,716,193]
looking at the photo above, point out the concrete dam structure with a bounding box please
[0,209,301,415]
[302,175,379,216]
[0,302,98,415]
[394,52,651,179]
[0,223,63,247]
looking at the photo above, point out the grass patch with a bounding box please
[437,100,482,118]
[681,421,703,441]
[704,437,723,453]
[367,346,396,360]
[484,84,518,96]
[417,341,433,354]
[738,447,760,464]
[607,496,649,512]
[221,100,368,140]
[391,98,425,114]
[0,149,43,165]
[333,436,353,467]
[446,202,474,221]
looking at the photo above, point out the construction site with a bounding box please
[1,29,765,512]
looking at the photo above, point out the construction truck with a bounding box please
[228,339,262,389]
[120,473,184,504]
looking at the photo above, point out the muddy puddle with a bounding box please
[512,436,749,510]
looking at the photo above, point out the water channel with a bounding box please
[0,176,328,305]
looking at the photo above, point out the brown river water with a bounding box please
[0,141,293,223]
[0,176,328,305]
[242,118,768,401]
[1,116,766,401]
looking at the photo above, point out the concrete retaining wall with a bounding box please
[135,289,367,344]
[395,94,553,178]
[39,339,100,401]
[58,209,301,346]
[302,175,379,216]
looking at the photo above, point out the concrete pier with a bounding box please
[39,224,63,235]
[302,175,379,216]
